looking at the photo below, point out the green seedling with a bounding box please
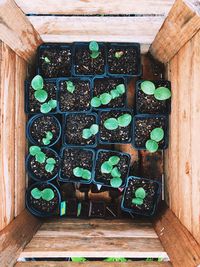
[114,51,124,59]
[45,158,56,173]
[31,75,48,103]
[42,131,53,145]
[40,99,57,114]
[104,113,132,130]
[104,258,127,262]
[73,167,92,180]
[42,56,51,63]
[140,80,171,100]
[71,258,87,262]
[31,187,55,201]
[82,124,99,139]
[66,80,75,94]
[132,187,147,205]
[145,127,164,153]
[89,41,100,59]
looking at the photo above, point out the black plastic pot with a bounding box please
[89,201,106,218]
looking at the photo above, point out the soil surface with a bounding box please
[93,77,126,109]
[30,115,60,146]
[106,203,119,218]
[90,201,105,218]
[59,79,91,112]
[99,110,132,143]
[64,113,97,146]
[134,117,166,148]
[39,47,72,78]
[137,81,171,114]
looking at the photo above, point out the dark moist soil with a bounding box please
[134,117,166,148]
[28,81,57,113]
[29,183,59,214]
[95,151,130,187]
[75,46,105,75]
[66,198,77,217]
[60,148,93,182]
[108,47,139,75]
[105,203,119,218]
[100,110,132,143]
[39,48,72,78]
[64,114,96,146]
[137,81,171,114]
[93,77,126,109]
[90,201,105,218]
[123,178,159,215]
[29,149,59,181]
[59,79,91,112]
[30,115,60,146]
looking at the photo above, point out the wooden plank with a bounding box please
[153,206,200,267]
[0,210,42,267]
[14,0,175,15]
[150,0,200,63]
[0,0,42,62]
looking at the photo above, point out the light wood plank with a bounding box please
[0,0,42,62]
[150,0,200,63]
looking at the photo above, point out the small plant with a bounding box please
[104,113,132,130]
[42,56,51,63]
[132,187,147,205]
[73,167,92,180]
[145,127,164,153]
[82,124,99,139]
[45,158,56,173]
[89,41,100,59]
[31,187,55,201]
[40,99,57,114]
[42,131,53,145]
[66,80,75,94]
[31,75,48,103]
[104,257,127,262]
[140,80,171,100]
[114,51,124,59]
[91,84,125,108]
[71,258,87,262]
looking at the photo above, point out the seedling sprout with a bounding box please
[140,80,171,100]
[89,41,100,59]
[104,113,132,130]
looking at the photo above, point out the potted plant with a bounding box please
[136,80,171,114]
[89,201,106,218]
[57,77,92,113]
[74,41,106,76]
[121,176,161,216]
[26,146,59,182]
[26,182,61,217]
[94,149,131,188]
[25,75,57,114]
[107,43,141,76]
[63,113,98,147]
[59,147,95,184]
[91,76,127,109]
[26,114,61,147]
[38,43,72,78]
[99,109,132,144]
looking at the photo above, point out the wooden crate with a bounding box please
[0,0,200,267]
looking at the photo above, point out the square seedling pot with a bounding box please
[89,201,106,218]
[73,42,107,76]
[121,176,161,216]
[135,80,171,115]
[59,146,95,184]
[132,114,169,150]
[57,77,92,113]
[107,42,142,77]
[37,43,73,78]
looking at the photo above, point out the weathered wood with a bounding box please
[0,210,42,267]
[153,206,200,267]
[0,0,42,62]
[150,0,200,63]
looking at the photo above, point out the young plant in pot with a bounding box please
[121,176,161,216]
[38,44,72,78]
[58,78,92,112]
[91,77,127,109]
[26,75,57,114]
[59,147,95,184]
[136,80,171,114]
[26,146,59,182]
[74,41,106,76]
[133,115,168,152]
[26,182,61,217]
[94,149,131,188]
[63,113,99,147]
[99,110,132,144]
[27,114,61,147]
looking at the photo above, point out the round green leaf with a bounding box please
[135,187,146,199]
[140,81,155,95]
[150,128,164,142]
[45,163,55,173]
[101,161,113,174]
[29,146,41,156]
[117,114,132,127]
[31,188,42,199]
[91,97,101,108]
[66,81,75,93]
[34,89,48,103]
[77,202,82,217]
[154,87,171,100]
[42,138,50,145]
[42,188,55,201]
[82,128,93,139]
[31,75,44,90]
[40,103,51,114]
[116,84,125,94]
[100,93,112,105]
[73,167,84,177]
[90,124,99,135]
[110,177,122,188]
[111,167,121,178]
[132,198,144,205]
[46,131,53,140]
[110,89,120,99]
[82,169,92,180]
[89,41,99,51]
[46,158,56,164]
[108,156,120,165]
[114,51,124,59]
[104,118,118,130]
[91,51,100,59]
[48,99,57,109]
[145,139,159,153]
[35,151,46,163]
